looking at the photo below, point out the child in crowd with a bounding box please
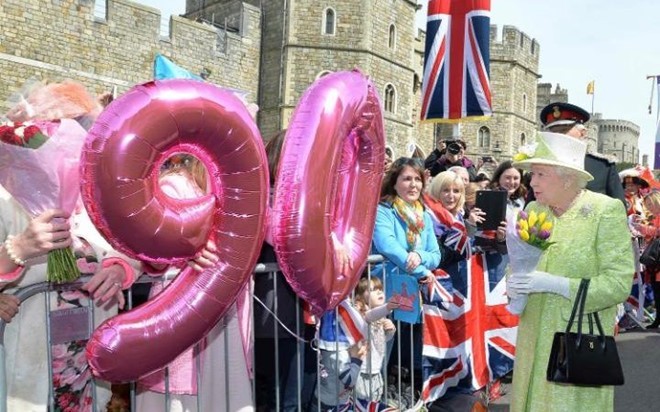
[352,277,398,402]
[314,300,367,411]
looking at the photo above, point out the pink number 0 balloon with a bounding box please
[80,79,268,381]
[273,69,385,315]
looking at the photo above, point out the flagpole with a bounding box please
[647,75,660,121]
[647,75,656,116]
[649,75,660,169]
[590,91,594,116]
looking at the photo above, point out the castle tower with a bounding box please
[261,0,424,153]
[186,0,428,155]
[594,117,640,163]
[536,82,568,116]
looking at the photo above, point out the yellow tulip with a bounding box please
[519,219,529,232]
[512,153,527,162]
[528,210,538,227]
[537,212,546,225]
[541,221,553,231]
[518,229,530,241]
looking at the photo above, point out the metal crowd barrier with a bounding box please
[0,255,419,412]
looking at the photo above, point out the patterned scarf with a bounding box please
[392,196,425,251]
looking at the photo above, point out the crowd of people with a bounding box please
[0,79,656,412]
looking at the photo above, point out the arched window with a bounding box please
[389,24,396,49]
[384,84,396,113]
[478,126,491,148]
[323,8,336,35]
[522,93,527,112]
[520,133,526,146]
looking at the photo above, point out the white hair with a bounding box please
[447,166,469,183]
[555,167,589,189]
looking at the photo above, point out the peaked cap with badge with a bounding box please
[540,102,590,129]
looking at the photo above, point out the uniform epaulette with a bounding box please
[587,151,617,164]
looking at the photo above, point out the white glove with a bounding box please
[506,295,528,315]
[507,271,570,299]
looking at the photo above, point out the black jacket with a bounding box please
[584,153,626,204]
[424,150,478,180]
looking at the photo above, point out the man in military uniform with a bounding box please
[539,102,625,203]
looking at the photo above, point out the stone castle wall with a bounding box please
[254,0,425,154]
[596,119,640,163]
[0,0,261,114]
[5,1,634,165]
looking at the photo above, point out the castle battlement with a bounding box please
[0,0,261,111]
[596,119,641,135]
[490,25,540,63]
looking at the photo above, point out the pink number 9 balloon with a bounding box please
[273,70,385,315]
[80,79,268,381]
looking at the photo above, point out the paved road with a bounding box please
[490,326,660,411]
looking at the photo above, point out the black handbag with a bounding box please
[640,238,660,267]
[546,279,625,386]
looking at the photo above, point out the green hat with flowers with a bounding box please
[512,131,593,182]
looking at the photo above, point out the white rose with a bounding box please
[520,142,538,157]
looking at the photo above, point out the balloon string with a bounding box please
[253,296,310,344]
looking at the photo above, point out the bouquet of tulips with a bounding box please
[505,209,554,314]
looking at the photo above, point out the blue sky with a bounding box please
[137,0,659,162]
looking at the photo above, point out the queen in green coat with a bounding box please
[506,131,634,412]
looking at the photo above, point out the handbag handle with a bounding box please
[565,278,607,350]
[574,279,589,347]
[591,309,607,350]
[564,278,588,335]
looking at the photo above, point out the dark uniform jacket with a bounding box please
[584,153,626,204]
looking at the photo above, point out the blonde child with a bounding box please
[352,277,399,402]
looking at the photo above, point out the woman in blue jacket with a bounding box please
[373,157,440,282]
[372,157,441,397]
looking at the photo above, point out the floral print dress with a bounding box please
[50,236,100,411]
[0,195,121,411]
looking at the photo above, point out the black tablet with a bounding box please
[475,190,507,230]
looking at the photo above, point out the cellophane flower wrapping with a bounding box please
[0,118,87,282]
[505,210,544,315]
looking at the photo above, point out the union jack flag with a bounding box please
[421,252,518,403]
[622,270,645,323]
[354,398,399,412]
[318,299,367,350]
[421,0,492,122]
[619,238,645,324]
[425,268,454,306]
[424,194,471,258]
